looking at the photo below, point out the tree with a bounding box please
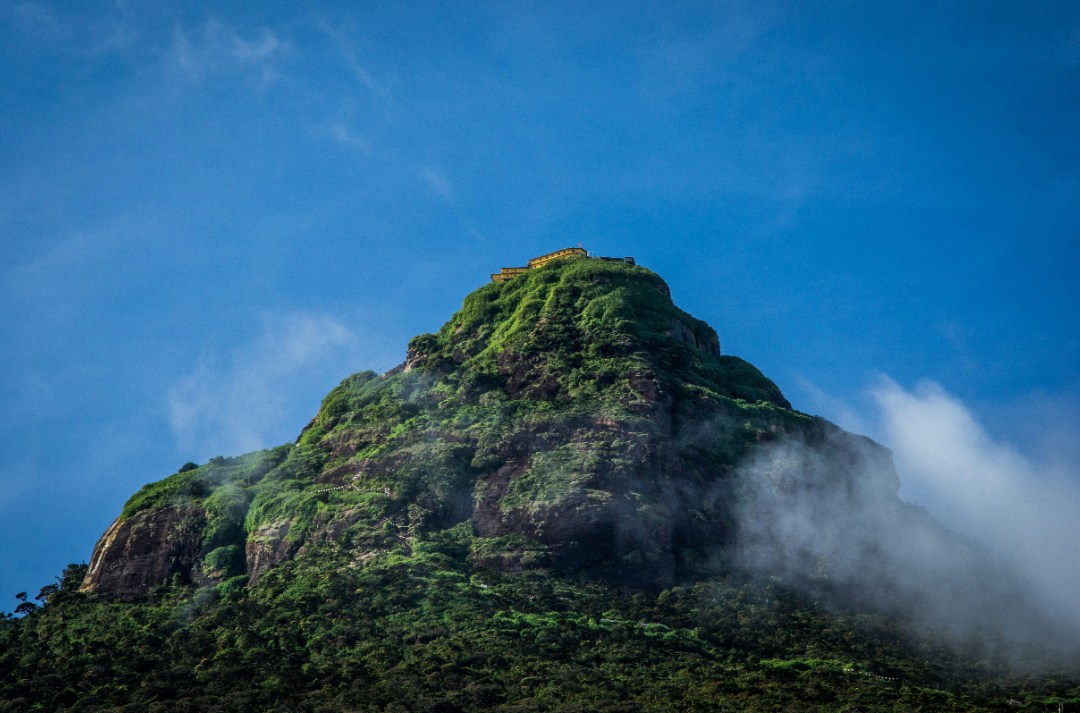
[35,583,59,605]
[59,563,88,591]
[13,592,37,616]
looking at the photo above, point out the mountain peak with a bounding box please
[407,256,786,407]
[37,257,1073,711]
[82,258,859,597]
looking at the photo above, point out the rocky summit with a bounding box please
[6,254,1078,712]
[81,256,888,596]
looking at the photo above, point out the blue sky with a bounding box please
[2,1,1078,604]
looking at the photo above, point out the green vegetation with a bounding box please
[4,258,1077,710]
[5,539,1079,711]
[105,260,799,587]
[120,447,289,521]
[420,257,787,411]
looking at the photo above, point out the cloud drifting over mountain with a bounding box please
[735,376,1080,665]
[872,378,1080,636]
[166,311,391,459]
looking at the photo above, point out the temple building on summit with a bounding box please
[491,247,635,283]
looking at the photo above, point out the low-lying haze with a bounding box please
[738,377,1080,666]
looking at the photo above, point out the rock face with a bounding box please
[245,519,298,583]
[81,505,206,600]
[669,318,720,357]
[81,257,894,597]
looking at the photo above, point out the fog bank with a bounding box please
[872,378,1080,637]
[734,378,1080,665]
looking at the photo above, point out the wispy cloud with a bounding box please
[166,311,394,459]
[3,1,138,56]
[324,121,369,152]
[4,224,147,322]
[872,377,1080,627]
[318,21,389,103]
[166,18,289,88]
[791,374,869,434]
[419,165,489,244]
[421,166,453,200]
[735,375,1080,661]
[6,231,98,299]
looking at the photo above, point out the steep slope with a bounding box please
[81,257,888,596]
[7,255,1079,712]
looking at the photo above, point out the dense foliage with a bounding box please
[5,257,1078,710]
[95,258,816,592]
[6,539,1080,712]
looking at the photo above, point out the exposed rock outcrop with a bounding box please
[668,318,720,357]
[80,505,206,599]
[245,519,299,584]
[80,257,885,597]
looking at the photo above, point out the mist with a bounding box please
[873,379,1080,646]
[734,378,1080,667]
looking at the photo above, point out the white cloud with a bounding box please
[318,21,387,100]
[872,377,1080,626]
[166,18,289,88]
[4,2,137,56]
[325,121,369,152]
[417,166,490,244]
[791,374,869,434]
[166,311,396,459]
[733,376,1080,655]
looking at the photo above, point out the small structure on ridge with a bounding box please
[491,247,635,283]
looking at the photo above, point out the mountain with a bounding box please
[78,254,864,596]
[3,254,1078,711]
